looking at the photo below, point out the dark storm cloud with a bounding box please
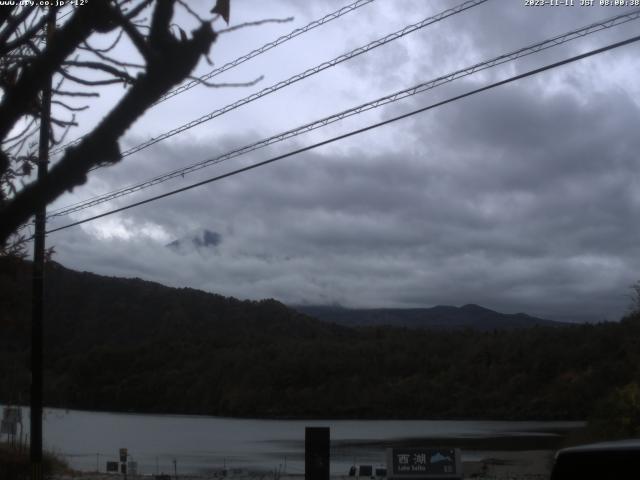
[53,71,640,322]
[421,79,640,255]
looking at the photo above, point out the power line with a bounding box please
[44,8,640,220]
[51,0,488,166]
[49,0,376,156]
[117,0,488,158]
[43,33,640,236]
[43,0,490,220]
[154,0,376,105]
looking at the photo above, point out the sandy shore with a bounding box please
[50,451,555,480]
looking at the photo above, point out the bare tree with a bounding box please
[0,0,233,248]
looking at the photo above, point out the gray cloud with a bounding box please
[44,0,640,325]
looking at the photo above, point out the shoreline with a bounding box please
[2,407,577,479]
[48,450,557,480]
[4,402,588,422]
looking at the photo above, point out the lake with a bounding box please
[5,406,583,475]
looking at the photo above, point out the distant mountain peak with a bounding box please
[460,303,490,312]
[294,304,564,330]
[167,229,222,252]
[199,229,221,247]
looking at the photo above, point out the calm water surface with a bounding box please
[8,407,582,475]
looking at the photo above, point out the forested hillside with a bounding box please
[294,304,565,330]
[1,259,639,422]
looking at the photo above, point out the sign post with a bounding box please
[386,448,462,480]
[305,427,330,480]
[120,448,128,480]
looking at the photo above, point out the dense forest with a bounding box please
[1,259,639,428]
[295,304,565,330]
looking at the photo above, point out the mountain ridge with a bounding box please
[293,303,565,330]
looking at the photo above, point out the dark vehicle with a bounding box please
[551,439,640,479]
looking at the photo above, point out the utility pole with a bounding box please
[31,8,55,480]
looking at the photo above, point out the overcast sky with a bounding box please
[38,0,640,323]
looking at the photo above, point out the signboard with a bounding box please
[386,448,462,479]
[106,461,119,473]
[305,427,330,480]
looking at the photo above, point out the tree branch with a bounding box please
[62,60,137,83]
[79,29,124,54]
[52,89,100,97]
[59,68,128,86]
[51,100,89,112]
[216,17,293,35]
[0,1,115,141]
[0,14,48,57]
[109,7,153,62]
[83,43,145,69]
[187,74,263,88]
[0,6,36,51]
[0,12,218,243]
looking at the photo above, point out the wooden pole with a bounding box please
[30,9,54,480]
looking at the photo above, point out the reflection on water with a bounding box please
[7,406,583,474]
